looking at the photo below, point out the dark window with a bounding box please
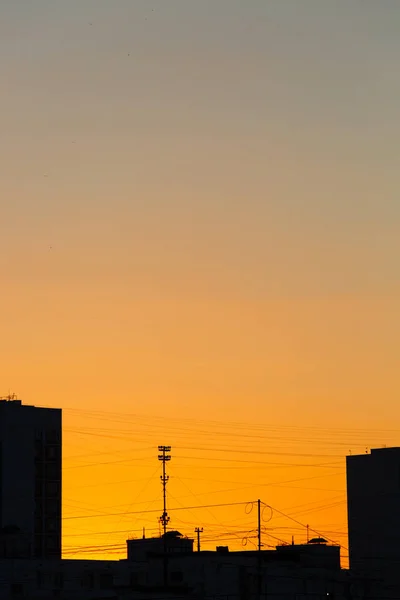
[35,515,43,532]
[130,572,146,586]
[11,583,23,597]
[45,518,57,533]
[46,482,60,497]
[35,462,44,479]
[35,440,44,459]
[81,573,94,589]
[54,573,63,589]
[34,533,43,557]
[99,573,113,589]
[46,430,60,443]
[35,497,44,513]
[45,535,60,551]
[45,463,60,480]
[45,445,60,461]
[46,499,60,517]
[171,571,183,583]
[35,479,43,498]
[36,571,44,589]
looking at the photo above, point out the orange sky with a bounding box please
[1,0,400,567]
[59,407,400,567]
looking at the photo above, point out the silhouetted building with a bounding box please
[0,541,355,599]
[0,398,62,558]
[275,539,340,569]
[347,447,400,593]
[127,531,194,561]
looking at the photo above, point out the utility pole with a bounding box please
[306,524,309,543]
[158,445,171,588]
[195,527,203,552]
[257,499,262,600]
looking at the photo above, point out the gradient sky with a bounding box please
[1,0,400,560]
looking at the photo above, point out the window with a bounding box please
[81,573,94,589]
[46,430,60,443]
[170,571,183,583]
[35,478,43,498]
[54,573,64,589]
[45,518,57,533]
[35,515,43,533]
[130,572,145,586]
[46,445,60,461]
[46,482,60,497]
[45,463,60,480]
[34,533,43,552]
[35,498,44,514]
[35,440,44,459]
[11,583,23,597]
[45,535,60,551]
[36,571,44,589]
[34,535,43,558]
[46,499,60,517]
[99,573,113,589]
[35,462,44,480]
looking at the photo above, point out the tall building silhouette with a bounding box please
[0,398,62,558]
[347,447,400,587]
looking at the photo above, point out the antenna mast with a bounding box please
[158,446,171,536]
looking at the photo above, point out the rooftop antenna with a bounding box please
[158,446,171,536]
[1,393,18,401]
[158,445,171,587]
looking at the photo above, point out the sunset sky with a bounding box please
[1,1,399,562]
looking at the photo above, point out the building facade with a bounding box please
[0,544,379,600]
[347,447,400,593]
[127,531,194,562]
[0,398,62,559]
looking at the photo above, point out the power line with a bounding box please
[61,405,400,437]
[62,500,252,521]
[263,502,347,549]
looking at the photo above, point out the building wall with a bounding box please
[0,400,62,559]
[127,534,194,561]
[0,555,375,600]
[347,447,400,582]
[0,550,389,600]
